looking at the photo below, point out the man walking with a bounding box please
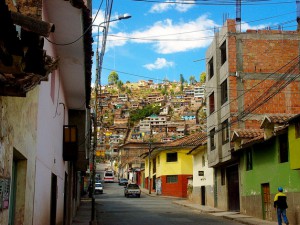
[274,187,289,225]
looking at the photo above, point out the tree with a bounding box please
[116,80,124,90]
[200,72,206,83]
[189,75,197,84]
[108,71,119,85]
[180,74,185,92]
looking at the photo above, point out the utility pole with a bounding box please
[90,11,131,224]
[148,126,153,194]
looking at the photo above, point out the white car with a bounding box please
[95,182,103,194]
[124,183,141,198]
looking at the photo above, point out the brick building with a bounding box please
[206,19,300,214]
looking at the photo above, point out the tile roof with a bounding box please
[241,134,264,148]
[260,114,296,128]
[232,129,264,140]
[158,132,207,148]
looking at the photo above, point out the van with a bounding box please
[103,170,114,183]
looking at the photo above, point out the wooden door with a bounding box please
[261,183,271,220]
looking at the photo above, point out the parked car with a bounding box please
[95,182,103,194]
[119,178,128,186]
[124,183,141,198]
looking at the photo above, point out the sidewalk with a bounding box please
[140,188,278,225]
[72,197,97,225]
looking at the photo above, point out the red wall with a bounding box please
[160,175,190,198]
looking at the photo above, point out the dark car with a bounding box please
[124,183,141,198]
[119,178,128,186]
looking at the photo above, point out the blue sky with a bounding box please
[91,0,298,85]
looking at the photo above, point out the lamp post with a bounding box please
[90,14,131,225]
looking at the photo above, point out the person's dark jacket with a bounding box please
[274,192,288,209]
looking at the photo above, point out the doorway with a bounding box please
[50,173,57,225]
[201,186,206,205]
[227,165,240,211]
[9,149,27,225]
[261,183,271,220]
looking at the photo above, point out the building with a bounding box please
[187,134,214,207]
[144,132,206,197]
[231,114,300,224]
[0,0,92,224]
[206,18,300,213]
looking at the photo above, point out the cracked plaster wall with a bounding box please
[0,88,38,225]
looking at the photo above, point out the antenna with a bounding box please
[236,0,241,32]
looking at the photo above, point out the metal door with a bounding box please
[227,165,240,211]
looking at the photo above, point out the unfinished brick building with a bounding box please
[206,18,300,216]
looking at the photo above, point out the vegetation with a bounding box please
[200,72,206,83]
[129,104,161,125]
[108,71,119,85]
[179,74,185,92]
[189,75,197,84]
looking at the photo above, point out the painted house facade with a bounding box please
[187,134,214,207]
[206,18,300,212]
[0,0,92,224]
[231,114,300,224]
[144,132,206,198]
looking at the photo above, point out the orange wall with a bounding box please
[160,175,190,198]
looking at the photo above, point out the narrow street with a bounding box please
[95,183,241,225]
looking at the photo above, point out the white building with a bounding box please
[0,1,92,224]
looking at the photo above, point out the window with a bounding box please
[222,120,229,144]
[295,121,300,138]
[153,158,156,173]
[209,92,215,114]
[220,41,227,65]
[208,58,214,79]
[166,175,178,183]
[202,155,205,167]
[279,133,288,163]
[210,128,216,150]
[246,148,253,171]
[166,152,177,162]
[221,79,228,105]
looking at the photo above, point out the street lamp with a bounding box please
[90,14,131,225]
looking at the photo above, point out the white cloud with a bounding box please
[241,22,272,31]
[150,0,194,13]
[127,15,217,54]
[144,58,174,70]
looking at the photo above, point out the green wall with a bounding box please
[240,136,300,196]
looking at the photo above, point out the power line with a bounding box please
[45,0,104,46]
[104,12,296,42]
[132,0,294,5]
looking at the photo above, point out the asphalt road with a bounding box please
[95,182,241,225]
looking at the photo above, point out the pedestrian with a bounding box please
[274,187,289,225]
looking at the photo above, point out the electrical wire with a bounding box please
[45,0,104,46]
[106,11,296,43]
[132,0,294,6]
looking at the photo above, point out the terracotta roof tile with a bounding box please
[233,129,264,139]
[159,132,207,148]
[266,114,296,123]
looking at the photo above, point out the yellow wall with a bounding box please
[288,124,300,169]
[145,148,193,178]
